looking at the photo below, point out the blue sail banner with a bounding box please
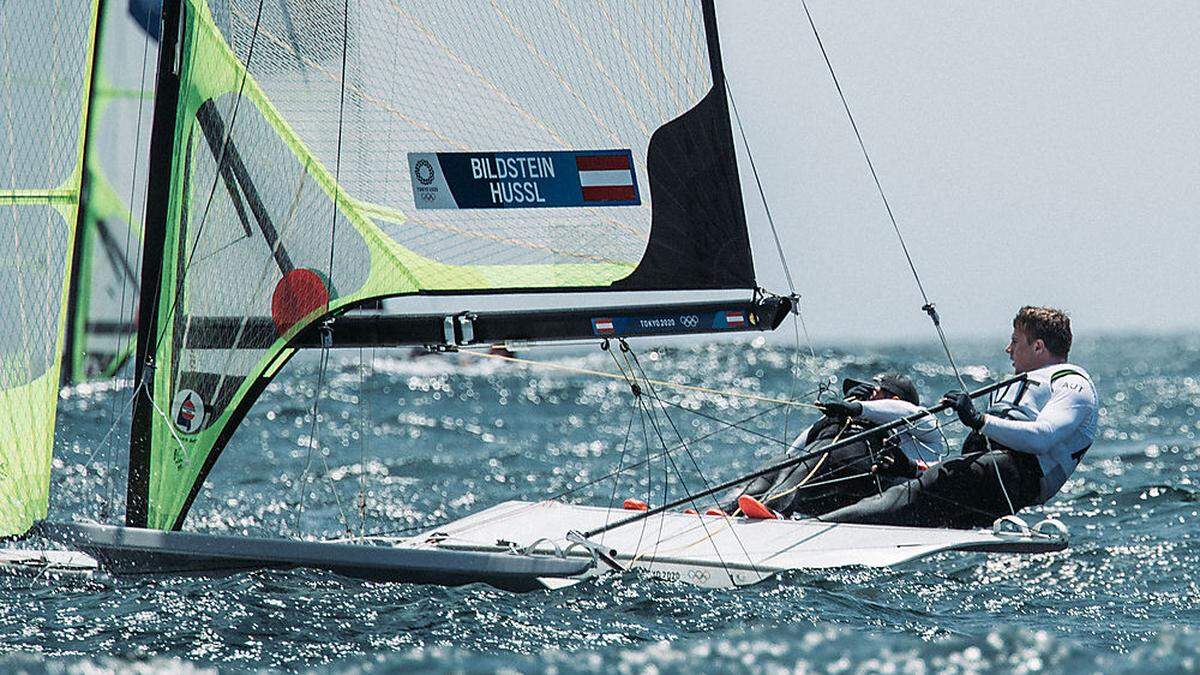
[590,309,750,337]
[408,150,640,210]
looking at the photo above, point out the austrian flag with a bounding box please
[724,311,745,328]
[577,154,637,202]
[592,318,616,334]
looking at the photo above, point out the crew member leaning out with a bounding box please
[819,306,1099,529]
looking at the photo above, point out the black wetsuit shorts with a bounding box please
[818,449,1043,530]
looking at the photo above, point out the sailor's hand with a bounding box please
[816,400,862,419]
[844,383,874,401]
[941,391,985,431]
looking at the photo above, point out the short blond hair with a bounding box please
[1013,306,1072,358]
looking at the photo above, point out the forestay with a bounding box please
[0,0,101,535]
[129,0,768,531]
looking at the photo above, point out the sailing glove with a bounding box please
[816,400,863,419]
[844,383,875,401]
[942,391,985,431]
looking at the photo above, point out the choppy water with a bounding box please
[3,333,1199,673]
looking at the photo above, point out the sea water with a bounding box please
[2,333,1198,673]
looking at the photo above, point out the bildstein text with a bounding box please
[470,156,555,205]
[408,149,640,210]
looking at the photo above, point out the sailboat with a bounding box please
[2,0,1065,590]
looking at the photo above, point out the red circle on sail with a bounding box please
[271,268,329,334]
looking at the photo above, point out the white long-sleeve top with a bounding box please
[787,399,944,467]
[981,363,1099,502]
[858,399,945,467]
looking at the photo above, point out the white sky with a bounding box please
[716,1,1200,344]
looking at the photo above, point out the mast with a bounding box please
[127,0,184,528]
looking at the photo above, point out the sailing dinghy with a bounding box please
[3,0,1065,588]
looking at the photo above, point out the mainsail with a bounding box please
[128,0,782,530]
[0,0,101,535]
[63,0,160,384]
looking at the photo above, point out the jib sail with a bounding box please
[128,0,772,529]
[0,0,101,535]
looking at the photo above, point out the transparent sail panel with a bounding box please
[0,0,99,534]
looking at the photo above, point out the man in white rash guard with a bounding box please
[730,373,945,518]
[820,306,1099,529]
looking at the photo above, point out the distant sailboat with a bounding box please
[62,0,159,385]
[2,0,1064,589]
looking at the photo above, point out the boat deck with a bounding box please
[400,500,1067,588]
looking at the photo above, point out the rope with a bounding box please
[763,418,849,504]
[601,408,636,535]
[621,345,755,578]
[986,437,1016,515]
[456,347,820,409]
[798,0,967,391]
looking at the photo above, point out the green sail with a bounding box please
[0,0,101,535]
[64,1,157,384]
[135,0,745,529]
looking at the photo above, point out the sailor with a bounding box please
[820,306,1099,529]
[731,372,944,519]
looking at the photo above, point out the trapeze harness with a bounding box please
[728,399,945,517]
[819,365,1098,529]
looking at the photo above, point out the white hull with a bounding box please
[398,500,1068,589]
[0,548,98,577]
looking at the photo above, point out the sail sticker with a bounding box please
[408,150,640,210]
[590,310,755,337]
[718,311,746,328]
[171,389,206,434]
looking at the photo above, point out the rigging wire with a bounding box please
[356,346,370,538]
[150,0,267,353]
[623,343,762,578]
[356,393,794,539]
[110,0,157,388]
[293,343,352,536]
[614,347,746,578]
[725,78,824,442]
[796,1,1028,534]
[798,0,968,391]
[456,347,820,409]
[325,0,350,309]
[724,80,797,299]
[600,407,637,537]
[92,0,159,521]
